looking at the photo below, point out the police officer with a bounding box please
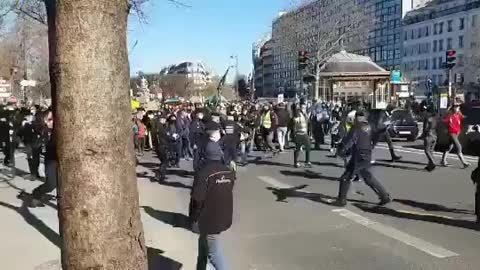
[190,111,206,171]
[155,115,169,181]
[336,111,391,207]
[221,112,240,170]
[189,123,235,270]
[19,111,43,180]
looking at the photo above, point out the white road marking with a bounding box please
[332,208,459,258]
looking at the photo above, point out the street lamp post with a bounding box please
[231,55,239,98]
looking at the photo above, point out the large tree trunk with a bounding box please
[54,1,147,269]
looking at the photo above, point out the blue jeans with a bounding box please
[197,234,229,270]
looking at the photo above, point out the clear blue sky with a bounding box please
[128,0,289,80]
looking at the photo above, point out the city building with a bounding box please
[402,0,480,96]
[252,36,274,97]
[267,0,422,98]
[159,61,212,91]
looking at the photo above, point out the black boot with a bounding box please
[335,179,351,207]
[390,149,401,162]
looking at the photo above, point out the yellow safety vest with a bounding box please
[262,112,272,129]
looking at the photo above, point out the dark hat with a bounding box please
[205,121,221,132]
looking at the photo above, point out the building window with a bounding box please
[459,35,464,48]
[438,57,443,68]
[404,31,408,41]
[433,40,438,52]
[417,27,422,38]
[447,38,453,50]
[473,15,478,27]
[460,18,465,30]
[439,22,444,34]
[425,59,429,70]
[447,20,453,32]
[425,26,430,36]
[439,39,444,51]
[411,29,414,39]
[433,23,437,35]
[432,57,437,69]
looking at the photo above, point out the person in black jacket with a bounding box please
[371,106,402,162]
[336,112,391,207]
[155,116,169,181]
[190,112,206,171]
[190,123,235,270]
[221,113,240,169]
[31,110,57,207]
[19,112,43,180]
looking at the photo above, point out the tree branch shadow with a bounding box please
[353,203,479,231]
[393,199,474,215]
[142,206,191,231]
[279,170,338,181]
[0,201,184,269]
[266,185,372,206]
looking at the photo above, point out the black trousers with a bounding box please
[32,160,57,199]
[338,159,389,203]
[476,184,480,223]
[156,147,168,180]
[372,129,398,159]
[26,144,42,177]
[3,141,11,165]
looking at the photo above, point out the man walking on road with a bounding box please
[275,102,290,152]
[336,111,391,207]
[420,105,438,171]
[441,105,470,168]
[293,105,312,168]
[190,123,235,270]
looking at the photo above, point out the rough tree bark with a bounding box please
[54,1,147,269]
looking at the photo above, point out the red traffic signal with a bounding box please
[298,50,309,70]
[446,50,457,69]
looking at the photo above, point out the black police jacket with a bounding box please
[190,161,235,235]
[341,122,372,162]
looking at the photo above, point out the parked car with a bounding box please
[436,104,480,156]
[388,109,419,141]
[368,109,419,141]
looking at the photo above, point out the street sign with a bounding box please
[390,70,402,84]
[20,80,36,87]
[277,93,284,104]
[440,93,448,109]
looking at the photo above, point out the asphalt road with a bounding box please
[136,139,480,270]
[0,139,479,270]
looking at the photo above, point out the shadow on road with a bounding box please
[394,199,474,215]
[375,159,426,166]
[250,157,293,168]
[311,161,345,168]
[138,162,159,169]
[0,200,61,248]
[142,206,191,230]
[266,185,372,206]
[373,162,425,172]
[166,169,194,179]
[147,247,183,270]
[279,170,338,181]
[353,203,479,231]
[0,201,184,269]
[137,173,192,190]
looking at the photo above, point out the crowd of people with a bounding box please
[129,98,479,270]
[0,98,477,270]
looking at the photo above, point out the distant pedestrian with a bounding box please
[190,123,235,270]
[275,102,290,152]
[441,105,470,168]
[421,105,438,171]
[292,105,311,168]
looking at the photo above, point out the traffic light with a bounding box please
[446,50,457,69]
[298,50,309,70]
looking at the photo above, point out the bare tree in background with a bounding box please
[274,0,374,99]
